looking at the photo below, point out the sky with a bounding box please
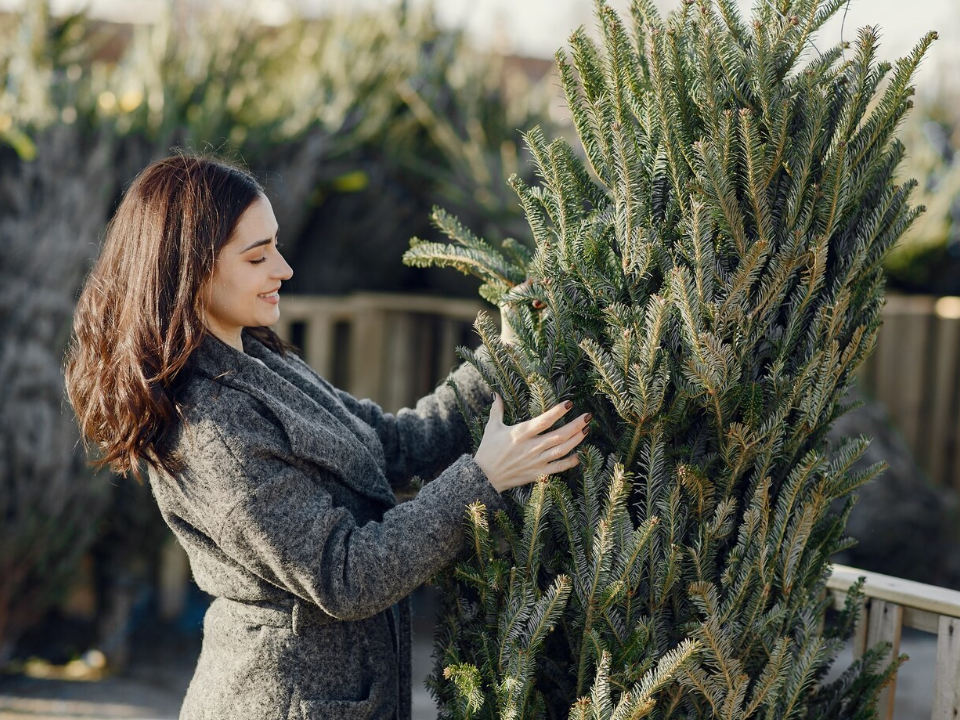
[3,0,958,93]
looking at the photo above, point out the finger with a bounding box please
[544,452,581,475]
[531,413,592,453]
[487,392,504,427]
[542,427,589,461]
[519,400,574,438]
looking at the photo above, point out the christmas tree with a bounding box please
[404,1,935,717]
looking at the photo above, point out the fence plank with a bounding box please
[852,596,870,657]
[865,599,904,720]
[884,296,934,453]
[383,312,417,413]
[933,616,960,720]
[874,308,905,427]
[929,308,960,488]
[303,313,336,379]
[349,305,387,401]
[438,318,462,378]
[939,297,960,500]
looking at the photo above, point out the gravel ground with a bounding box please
[0,614,938,720]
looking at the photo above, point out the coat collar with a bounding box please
[189,330,396,508]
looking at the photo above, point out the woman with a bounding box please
[65,154,590,719]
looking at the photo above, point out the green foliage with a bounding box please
[0,0,556,287]
[406,0,931,716]
[882,100,960,294]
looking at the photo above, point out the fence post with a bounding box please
[929,299,960,489]
[348,301,387,401]
[933,616,960,720]
[864,599,904,720]
[303,313,336,380]
[438,317,462,378]
[383,311,418,413]
[852,596,870,658]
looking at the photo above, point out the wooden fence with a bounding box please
[860,294,960,496]
[827,564,960,720]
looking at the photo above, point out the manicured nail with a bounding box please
[582,426,590,435]
[583,413,593,423]
[564,400,574,410]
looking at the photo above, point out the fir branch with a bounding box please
[694,131,749,257]
[443,663,486,717]
[523,574,573,653]
[558,46,610,185]
[520,478,554,574]
[647,26,691,218]
[738,109,773,245]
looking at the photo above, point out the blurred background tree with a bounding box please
[884,101,960,294]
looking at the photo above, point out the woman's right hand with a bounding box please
[474,394,591,493]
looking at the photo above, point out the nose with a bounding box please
[273,252,293,281]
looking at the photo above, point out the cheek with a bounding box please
[205,274,243,317]
[223,271,265,318]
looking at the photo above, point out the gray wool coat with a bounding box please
[146,329,501,720]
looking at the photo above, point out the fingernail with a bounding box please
[564,400,573,410]
[582,426,590,435]
[491,392,497,402]
[583,413,593,423]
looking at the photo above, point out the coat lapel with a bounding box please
[190,332,396,508]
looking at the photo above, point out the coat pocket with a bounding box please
[298,680,384,720]
[298,698,375,719]
[300,698,383,720]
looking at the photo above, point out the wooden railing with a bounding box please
[827,565,960,720]
[273,293,486,413]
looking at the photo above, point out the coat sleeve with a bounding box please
[201,402,503,622]
[332,359,492,487]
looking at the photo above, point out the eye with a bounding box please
[249,235,279,264]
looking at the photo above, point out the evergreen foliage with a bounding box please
[405,0,934,717]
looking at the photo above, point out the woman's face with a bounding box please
[202,194,293,351]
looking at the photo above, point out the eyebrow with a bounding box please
[239,230,279,253]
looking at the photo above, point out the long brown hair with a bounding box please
[65,152,289,480]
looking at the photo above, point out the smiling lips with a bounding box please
[258,288,280,304]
